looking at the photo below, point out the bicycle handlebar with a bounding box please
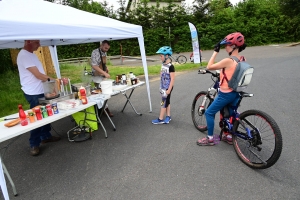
[198,69,219,77]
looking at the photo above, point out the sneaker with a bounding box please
[41,136,61,144]
[221,134,233,145]
[152,118,164,124]
[196,137,215,146]
[30,146,40,156]
[164,116,171,124]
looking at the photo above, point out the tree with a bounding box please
[192,0,210,23]
[279,0,300,40]
[279,0,300,18]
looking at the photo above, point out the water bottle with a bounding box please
[209,88,216,99]
[159,88,167,98]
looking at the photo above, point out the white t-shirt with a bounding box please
[17,49,45,95]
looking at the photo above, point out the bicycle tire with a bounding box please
[232,110,282,169]
[177,55,187,64]
[191,91,212,132]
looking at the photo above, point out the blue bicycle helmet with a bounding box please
[156,46,173,56]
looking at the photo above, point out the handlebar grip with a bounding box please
[198,69,207,74]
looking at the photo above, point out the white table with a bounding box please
[111,81,145,116]
[0,99,109,198]
[0,82,144,198]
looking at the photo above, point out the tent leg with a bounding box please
[2,162,18,196]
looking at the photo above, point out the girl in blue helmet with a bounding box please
[152,46,175,124]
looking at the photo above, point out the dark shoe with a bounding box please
[30,146,40,156]
[41,136,61,144]
[105,108,114,117]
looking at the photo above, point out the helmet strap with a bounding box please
[228,45,237,56]
[163,55,169,63]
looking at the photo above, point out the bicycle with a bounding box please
[170,52,187,64]
[191,69,283,169]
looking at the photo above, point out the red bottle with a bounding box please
[79,87,88,104]
[18,104,28,126]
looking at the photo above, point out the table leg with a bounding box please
[103,109,116,131]
[121,89,142,116]
[97,100,116,132]
[94,106,108,138]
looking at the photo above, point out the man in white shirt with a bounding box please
[17,40,61,156]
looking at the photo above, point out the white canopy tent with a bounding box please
[0,0,152,111]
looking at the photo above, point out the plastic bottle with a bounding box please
[159,88,167,98]
[122,74,127,85]
[129,72,134,78]
[18,104,28,126]
[80,86,88,104]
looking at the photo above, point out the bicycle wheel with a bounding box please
[177,55,187,64]
[232,110,282,169]
[191,91,212,132]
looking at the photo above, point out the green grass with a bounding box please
[0,70,29,117]
[0,62,206,117]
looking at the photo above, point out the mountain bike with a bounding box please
[170,52,187,64]
[191,69,282,169]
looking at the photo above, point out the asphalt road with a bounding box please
[1,44,300,199]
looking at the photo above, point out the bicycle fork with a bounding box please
[198,95,211,116]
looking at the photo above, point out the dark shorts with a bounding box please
[161,88,173,108]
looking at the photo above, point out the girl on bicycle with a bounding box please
[197,32,247,146]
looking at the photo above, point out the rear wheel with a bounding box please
[177,55,187,64]
[191,91,212,132]
[232,110,282,169]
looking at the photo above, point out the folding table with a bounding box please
[0,99,108,198]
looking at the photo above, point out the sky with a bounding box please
[98,0,242,10]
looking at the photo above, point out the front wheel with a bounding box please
[191,91,212,132]
[232,110,283,169]
[177,55,187,64]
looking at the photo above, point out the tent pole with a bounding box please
[138,36,152,112]
[49,45,61,79]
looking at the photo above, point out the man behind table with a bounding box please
[90,40,113,117]
[17,40,61,156]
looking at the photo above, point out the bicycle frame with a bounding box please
[170,55,179,62]
[198,69,255,141]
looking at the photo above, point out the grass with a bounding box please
[0,62,206,118]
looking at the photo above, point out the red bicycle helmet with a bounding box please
[220,32,244,47]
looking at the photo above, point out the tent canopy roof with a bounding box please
[0,0,143,49]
